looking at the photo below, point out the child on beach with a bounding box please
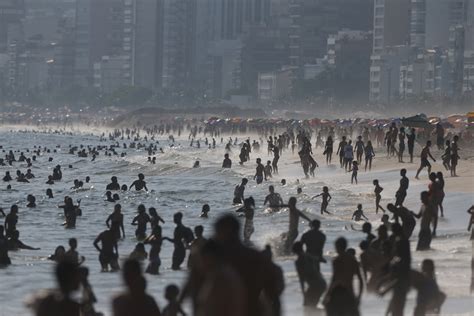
[313,186,332,215]
[352,204,368,221]
[351,161,359,184]
[373,180,386,214]
[162,284,186,316]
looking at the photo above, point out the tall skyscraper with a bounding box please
[410,0,467,49]
[155,0,194,91]
[372,0,410,55]
[370,0,411,103]
[74,0,130,87]
[133,0,158,89]
[289,0,373,80]
[0,0,25,53]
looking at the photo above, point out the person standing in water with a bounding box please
[112,259,161,316]
[263,186,283,211]
[337,136,347,169]
[4,205,19,238]
[35,261,81,316]
[292,241,327,307]
[387,204,416,239]
[272,146,280,174]
[254,158,265,184]
[106,176,121,190]
[324,237,364,316]
[412,191,434,251]
[129,173,148,191]
[324,136,333,164]
[144,226,168,275]
[313,186,332,215]
[395,169,409,207]
[282,197,311,254]
[222,153,232,168]
[169,212,194,270]
[0,226,11,266]
[106,204,125,240]
[93,227,120,272]
[233,178,248,204]
[344,140,354,172]
[300,219,326,265]
[364,141,375,171]
[131,204,151,240]
[236,197,255,244]
[415,141,436,179]
[350,161,359,184]
[355,136,365,164]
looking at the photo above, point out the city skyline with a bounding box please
[0,0,473,108]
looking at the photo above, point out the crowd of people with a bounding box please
[0,118,472,316]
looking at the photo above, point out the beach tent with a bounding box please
[401,114,430,128]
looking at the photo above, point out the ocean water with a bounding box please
[0,129,473,316]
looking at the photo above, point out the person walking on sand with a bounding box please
[415,141,436,179]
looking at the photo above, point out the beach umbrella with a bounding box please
[439,119,454,128]
[402,114,430,128]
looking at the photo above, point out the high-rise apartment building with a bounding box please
[74,0,130,87]
[0,0,25,53]
[410,0,467,49]
[372,0,410,55]
[370,0,411,103]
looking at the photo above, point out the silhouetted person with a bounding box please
[131,204,151,240]
[415,141,436,179]
[112,259,161,316]
[378,239,411,316]
[35,261,81,316]
[412,259,446,316]
[283,197,311,254]
[233,178,248,204]
[395,169,409,206]
[293,241,326,307]
[170,212,194,270]
[324,237,363,316]
[5,204,18,238]
[162,284,186,316]
[387,204,416,239]
[106,204,125,240]
[413,191,434,251]
[222,153,232,168]
[106,176,121,190]
[182,215,280,316]
[93,228,120,272]
[300,219,326,265]
[0,225,11,266]
[78,267,101,316]
[129,173,148,191]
